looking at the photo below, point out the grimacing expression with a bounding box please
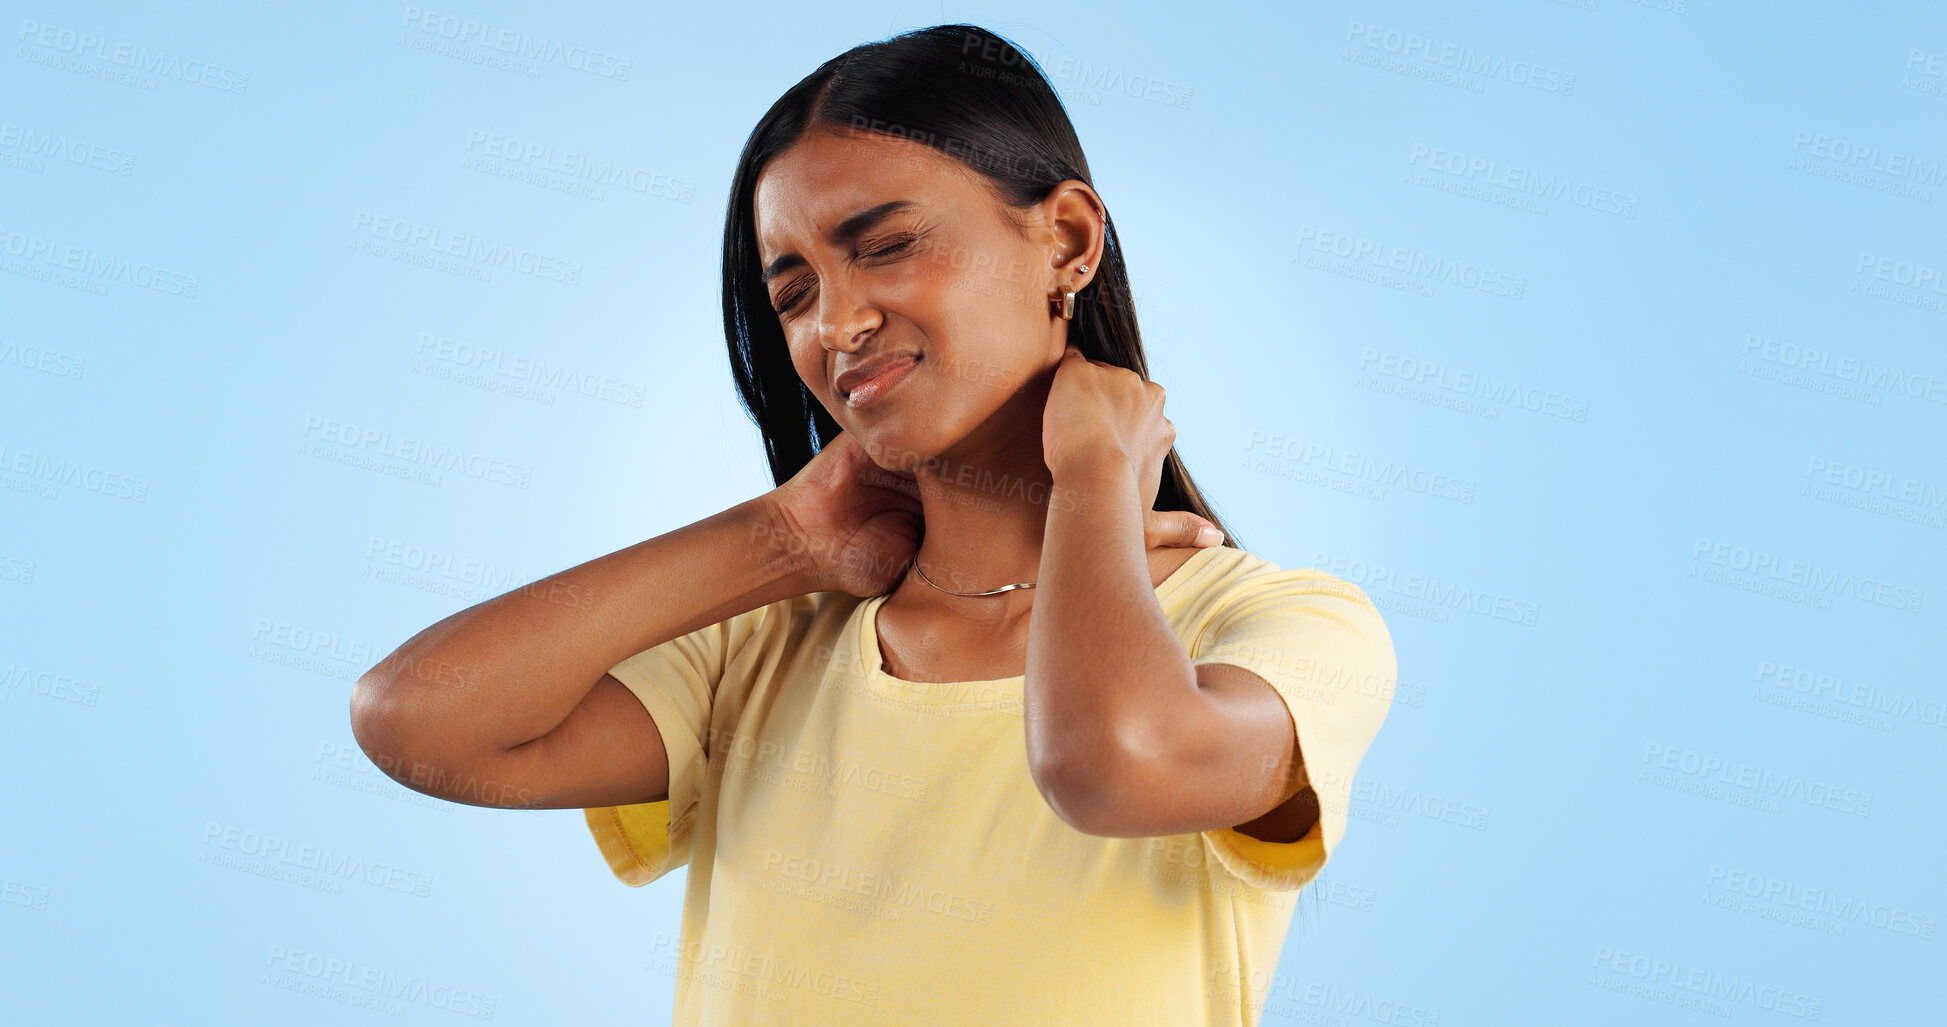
[753,127,1069,465]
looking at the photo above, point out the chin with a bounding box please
[852,421,951,474]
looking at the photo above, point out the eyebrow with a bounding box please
[761,200,918,286]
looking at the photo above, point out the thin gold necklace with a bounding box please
[910,560,1035,597]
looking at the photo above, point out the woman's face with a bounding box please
[753,126,1097,470]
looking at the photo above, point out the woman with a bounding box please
[351,23,1396,1026]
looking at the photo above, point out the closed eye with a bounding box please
[772,233,921,316]
[863,234,918,258]
[774,285,809,316]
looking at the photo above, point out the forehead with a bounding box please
[753,128,973,256]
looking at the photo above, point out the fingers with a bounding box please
[1144,510,1224,549]
[1065,345,1163,400]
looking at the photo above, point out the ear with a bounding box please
[1041,180,1107,290]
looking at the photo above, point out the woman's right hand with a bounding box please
[763,431,925,598]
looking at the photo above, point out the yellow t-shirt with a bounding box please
[582,543,1397,1025]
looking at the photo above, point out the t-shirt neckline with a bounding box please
[858,544,1230,694]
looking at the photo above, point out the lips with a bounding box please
[836,352,920,400]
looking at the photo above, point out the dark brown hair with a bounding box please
[718,22,1239,549]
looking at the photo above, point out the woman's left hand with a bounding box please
[1043,343,1185,516]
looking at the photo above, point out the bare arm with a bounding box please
[1029,347,1305,839]
[349,494,816,811]
[1024,460,1306,840]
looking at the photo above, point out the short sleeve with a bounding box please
[1191,568,1397,892]
[581,602,773,887]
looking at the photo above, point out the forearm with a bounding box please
[1024,461,1200,814]
[353,494,814,758]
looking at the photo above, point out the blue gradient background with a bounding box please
[3,1,1942,1023]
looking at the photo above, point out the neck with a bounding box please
[900,380,1064,624]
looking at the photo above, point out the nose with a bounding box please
[814,275,884,354]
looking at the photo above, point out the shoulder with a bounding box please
[1175,547,1394,669]
[726,588,870,655]
[1177,546,1384,619]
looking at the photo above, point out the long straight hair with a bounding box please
[718,23,1240,550]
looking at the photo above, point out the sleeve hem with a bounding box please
[582,803,670,888]
[580,663,707,887]
[1201,816,1329,892]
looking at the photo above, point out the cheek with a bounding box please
[788,344,829,398]
[907,278,1048,397]
[918,242,1040,307]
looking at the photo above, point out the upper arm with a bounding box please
[1057,661,1307,840]
[368,672,675,811]
[1075,570,1397,890]
[494,672,675,809]
[579,604,773,886]
[501,600,760,814]
[1192,662,1314,843]
[358,600,768,887]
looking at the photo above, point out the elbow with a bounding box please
[1030,752,1134,838]
[348,675,454,798]
[349,671,394,750]
[349,669,522,805]
[1031,704,1181,837]
[349,670,420,782]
